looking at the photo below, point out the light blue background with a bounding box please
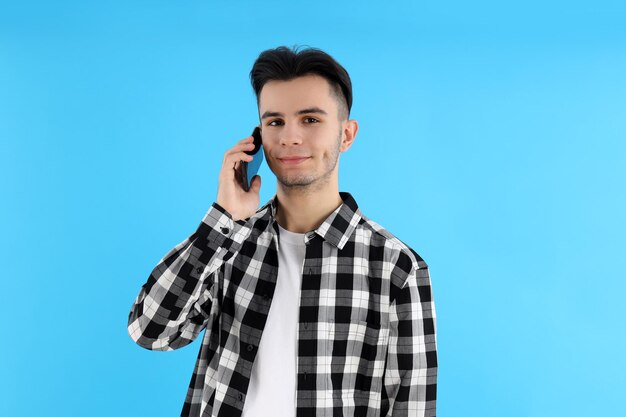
[1,1,625,416]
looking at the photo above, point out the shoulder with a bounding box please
[356,212,429,290]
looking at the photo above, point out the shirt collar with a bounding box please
[260,191,363,250]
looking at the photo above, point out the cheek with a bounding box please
[260,138,276,155]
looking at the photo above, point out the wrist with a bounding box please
[215,203,243,221]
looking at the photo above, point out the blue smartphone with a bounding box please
[241,126,264,191]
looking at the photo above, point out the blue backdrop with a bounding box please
[1,1,625,416]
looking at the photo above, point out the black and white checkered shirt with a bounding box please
[128,192,437,417]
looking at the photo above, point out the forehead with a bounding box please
[258,74,336,112]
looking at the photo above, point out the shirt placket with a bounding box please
[295,231,329,416]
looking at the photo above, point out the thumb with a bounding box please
[249,175,261,194]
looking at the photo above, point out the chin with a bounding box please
[277,175,316,187]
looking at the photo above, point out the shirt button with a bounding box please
[263,294,270,302]
[196,266,203,274]
[220,227,230,234]
[304,322,309,329]
[247,344,254,352]
[238,393,244,401]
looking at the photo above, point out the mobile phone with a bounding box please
[241,126,264,191]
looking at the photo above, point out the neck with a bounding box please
[274,181,343,233]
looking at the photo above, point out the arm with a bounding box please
[127,202,251,351]
[383,258,438,416]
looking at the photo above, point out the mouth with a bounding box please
[277,156,310,165]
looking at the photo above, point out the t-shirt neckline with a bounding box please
[277,223,307,246]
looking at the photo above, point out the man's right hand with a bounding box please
[216,134,262,221]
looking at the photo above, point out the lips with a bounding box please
[278,156,310,165]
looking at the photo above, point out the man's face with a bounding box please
[258,74,355,190]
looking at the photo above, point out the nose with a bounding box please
[278,123,303,146]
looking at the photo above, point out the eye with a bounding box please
[304,117,319,123]
[268,120,283,126]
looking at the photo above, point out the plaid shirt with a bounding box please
[128,192,437,417]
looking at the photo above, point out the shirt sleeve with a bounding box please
[382,256,438,417]
[127,202,252,351]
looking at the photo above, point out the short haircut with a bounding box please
[249,45,352,121]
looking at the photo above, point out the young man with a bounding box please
[128,46,437,417]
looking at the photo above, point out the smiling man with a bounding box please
[128,45,437,417]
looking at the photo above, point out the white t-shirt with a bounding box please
[241,223,306,417]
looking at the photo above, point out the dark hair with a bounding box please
[249,45,352,120]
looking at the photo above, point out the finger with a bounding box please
[225,141,255,157]
[221,152,253,182]
[233,162,244,184]
[235,135,254,146]
[236,136,255,147]
[249,175,261,194]
[223,151,253,168]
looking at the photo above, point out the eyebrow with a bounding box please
[260,107,328,120]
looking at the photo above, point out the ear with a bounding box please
[340,119,358,152]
